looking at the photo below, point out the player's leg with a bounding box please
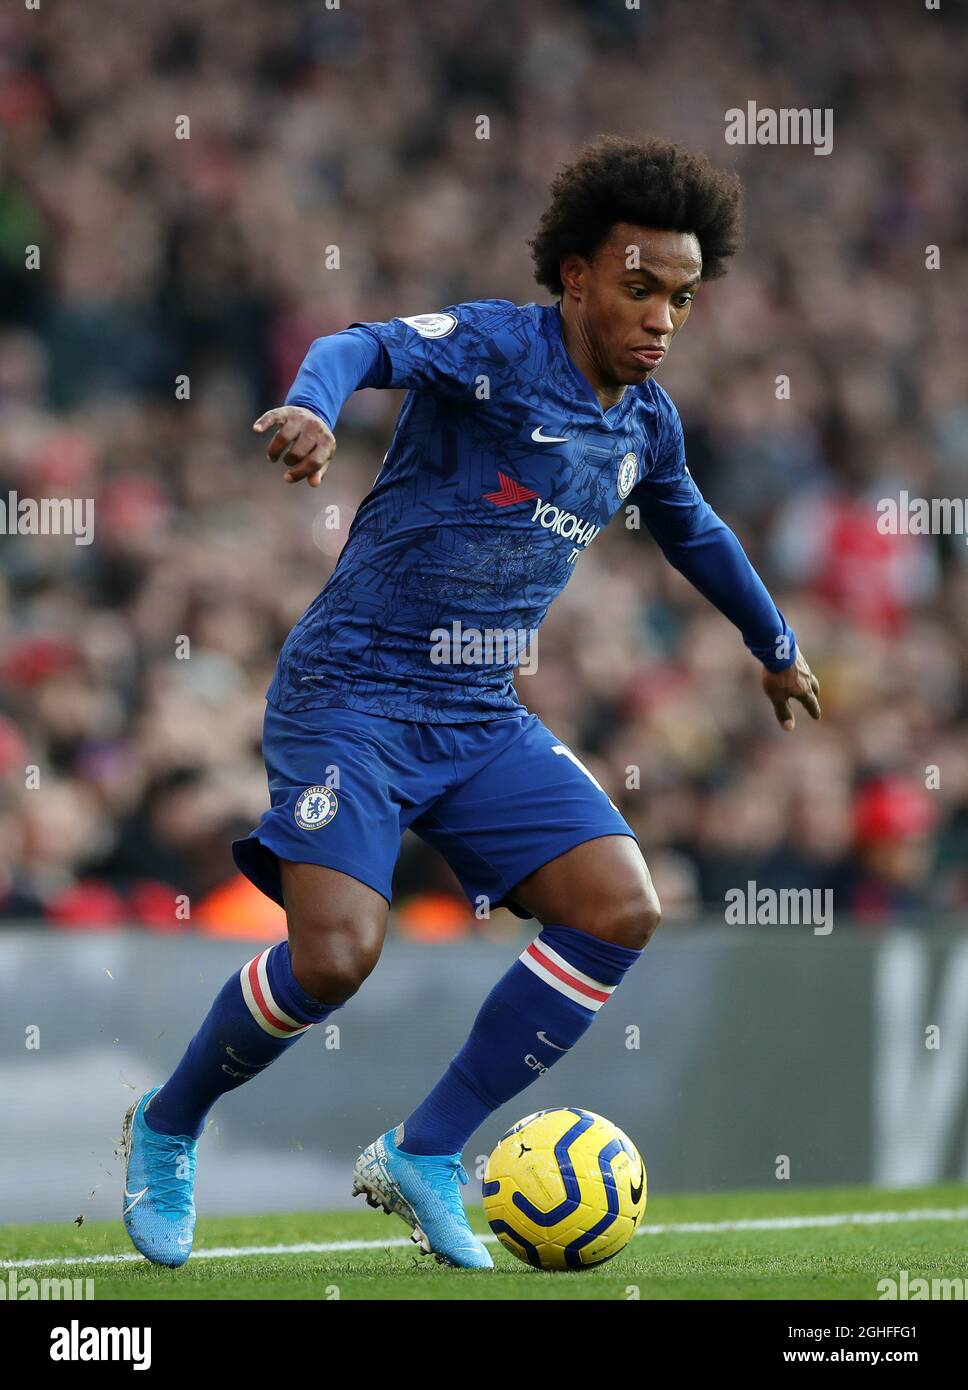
[123,702,403,1266]
[353,832,652,1270]
[352,716,649,1268]
[397,837,655,1155]
[397,716,656,1159]
[123,863,387,1267]
[146,863,386,1140]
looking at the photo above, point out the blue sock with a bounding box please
[146,942,340,1139]
[398,925,641,1156]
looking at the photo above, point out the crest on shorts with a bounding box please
[294,786,338,830]
[617,452,638,499]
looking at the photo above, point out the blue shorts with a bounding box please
[233,703,636,917]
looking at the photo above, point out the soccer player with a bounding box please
[122,136,820,1268]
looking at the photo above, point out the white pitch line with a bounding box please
[2,1205,966,1272]
[638,1206,968,1235]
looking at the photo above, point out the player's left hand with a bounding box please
[761,649,821,731]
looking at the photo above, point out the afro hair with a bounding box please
[529,134,742,297]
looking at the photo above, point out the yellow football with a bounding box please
[482,1107,647,1270]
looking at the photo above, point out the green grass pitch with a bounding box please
[2,1183,966,1300]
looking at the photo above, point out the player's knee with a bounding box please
[637,887,662,948]
[594,883,662,950]
[288,917,381,1004]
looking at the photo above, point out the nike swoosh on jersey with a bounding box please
[531,426,570,443]
[536,1030,569,1051]
[123,1186,149,1215]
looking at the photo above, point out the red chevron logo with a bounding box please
[483,472,539,507]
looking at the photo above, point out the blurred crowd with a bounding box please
[1,0,966,935]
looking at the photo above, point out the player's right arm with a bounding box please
[253,324,388,486]
[253,302,515,485]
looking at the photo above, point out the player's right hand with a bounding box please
[252,406,336,488]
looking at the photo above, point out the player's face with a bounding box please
[561,225,703,387]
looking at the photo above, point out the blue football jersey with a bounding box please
[267,299,732,723]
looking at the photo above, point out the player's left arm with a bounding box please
[637,408,820,732]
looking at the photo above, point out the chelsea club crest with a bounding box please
[617,452,638,499]
[294,786,339,830]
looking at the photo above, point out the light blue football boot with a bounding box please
[121,1087,197,1268]
[353,1125,493,1269]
